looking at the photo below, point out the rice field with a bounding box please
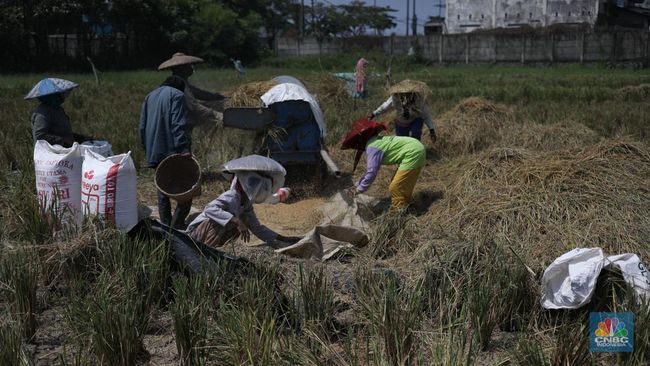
[1,58,650,365]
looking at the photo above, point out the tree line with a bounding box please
[0,0,397,72]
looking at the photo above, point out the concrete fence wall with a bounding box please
[275,31,650,64]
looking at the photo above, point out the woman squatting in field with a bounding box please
[342,118,426,208]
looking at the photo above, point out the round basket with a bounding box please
[155,154,202,203]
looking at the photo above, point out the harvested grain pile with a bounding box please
[304,74,349,106]
[503,121,601,151]
[425,139,650,267]
[617,84,650,101]
[226,80,278,107]
[433,97,514,157]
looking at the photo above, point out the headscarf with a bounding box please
[355,58,369,94]
[341,118,387,172]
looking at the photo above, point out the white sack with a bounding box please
[541,247,650,309]
[260,83,327,137]
[81,150,138,231]
[606,253,650,303]
[540,248,605,309]
[34,140,83,229]
[80,140,113,158]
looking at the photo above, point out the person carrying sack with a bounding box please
[368,79,437,144]
[26,78,93,147]
[342,118,426,208]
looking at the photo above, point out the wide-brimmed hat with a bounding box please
[24,78,79,100]
[389,79,431,95]
[158,53,205,70]
[341,118,387,172]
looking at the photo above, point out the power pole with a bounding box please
[310,0,315,32]
[406,0,410,37]
[300,0,304,39]
[412,0,417,36]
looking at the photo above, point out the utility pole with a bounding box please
[310,0,315,32]
[412,0,417,36]
[299,0,304,39]
[406,0,410,37]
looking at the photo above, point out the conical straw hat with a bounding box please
[24,78,79,99]
[158,53,205,70]
[389,79,431,95]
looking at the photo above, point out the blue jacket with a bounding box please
[139,86,190,167]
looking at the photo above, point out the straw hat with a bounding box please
[24,78,79,100]
[389,79,431,95]
[158,53,205,70]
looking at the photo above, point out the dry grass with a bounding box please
[433,97,514,157]
[304,74,349,106]
[424,138,650,268]
[225,80,278,107]
[617,83,650,101]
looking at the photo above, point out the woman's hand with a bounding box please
[231,217,250,243]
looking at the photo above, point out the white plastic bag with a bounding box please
[81,150,138,231]
[541,248,650,309]
[540,248,605,309]
[34,140,83,230]
[80,140,113,158]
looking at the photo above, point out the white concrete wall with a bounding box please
[446,0,598,33]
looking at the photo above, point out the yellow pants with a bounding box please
[389,168,422,208]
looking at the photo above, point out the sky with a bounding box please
[321,0,445,35]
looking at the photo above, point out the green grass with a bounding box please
[1,61,650,364]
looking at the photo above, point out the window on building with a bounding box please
[469,14,472,20]
[588,11,591,16]
[568,11,571,16]
[457,14,460,20]
[517,13,520,18]
[555,12,558,17]
[481,14,484,19]
[529,12,533,19]
[505,13,508,19]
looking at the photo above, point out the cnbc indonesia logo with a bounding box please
[590,312,634,353]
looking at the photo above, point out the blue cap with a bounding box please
[24,78,79,100]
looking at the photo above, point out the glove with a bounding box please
[429,129,437,144]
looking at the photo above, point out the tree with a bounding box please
[337,1,396,36]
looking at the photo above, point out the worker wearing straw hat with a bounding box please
[342,118,426,208]
[139,75,193,229]
[25,78,93,147]
[158,52,226,129]
[368,79,437,144]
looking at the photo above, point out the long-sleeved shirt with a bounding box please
[181,78,225,129]
[373,95,436,131]
[139,86,190,168]
[356,135,426,193]
[186,189,278,242]
[31,103,87,147]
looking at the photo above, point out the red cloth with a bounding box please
[341,118,387,172]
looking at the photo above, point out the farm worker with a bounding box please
[341,118,426,208]
[158,52,226,129]
[139,75,193,229]
[332,57,370,98]
[186,155,301,247]
[354,57,369,99]
[367,79,437,144]
[25,78,93,147]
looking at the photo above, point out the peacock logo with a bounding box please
[595,317,628,338]
[590,312,634,353]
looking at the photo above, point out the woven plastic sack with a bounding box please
[81,150,138,231]
[80,140,113,158]
[34,140,83,230]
